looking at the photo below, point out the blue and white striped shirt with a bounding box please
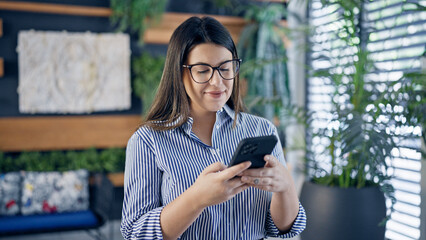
[121,105,306,239]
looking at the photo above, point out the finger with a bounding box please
[239,168,272,177]
[231,184,250,196]
[221,161,251,180]
[264,155,278,168]
[203,162,227,174]
[227,176,246,188]
[241,176,271,186]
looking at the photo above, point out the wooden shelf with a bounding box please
[144,13,247,44]
[89,172,124,187]
[143,13,286,44]
[107,172,125,187]
[0,115,141,152]
[0,1,112,17]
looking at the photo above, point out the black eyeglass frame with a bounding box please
[182,59,242,84]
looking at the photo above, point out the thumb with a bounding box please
[202,162,227,174]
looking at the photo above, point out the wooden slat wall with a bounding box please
[0,115,141,152]
[0,1,286,153]
[0,1,249,44]
[0,0,286,186]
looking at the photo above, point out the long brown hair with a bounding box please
[142,16,244,131]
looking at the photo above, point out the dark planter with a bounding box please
[300,180,386,240]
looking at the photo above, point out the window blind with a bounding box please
[306,1,425,239]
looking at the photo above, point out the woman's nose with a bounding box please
[209,69,223,86]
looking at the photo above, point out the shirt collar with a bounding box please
[179,104,236,136]
[222,104,236,121]
[180,117,193,136]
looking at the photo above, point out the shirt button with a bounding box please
[215,125,220,129]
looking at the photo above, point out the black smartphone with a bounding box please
[228,135,278,169]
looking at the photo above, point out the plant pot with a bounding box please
[299,180,386,240]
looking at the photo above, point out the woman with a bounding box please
[121,16,306,240]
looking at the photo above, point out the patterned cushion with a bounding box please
[21,170,89,215]
[0,172,21,216]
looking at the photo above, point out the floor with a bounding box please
[0,220,124,240]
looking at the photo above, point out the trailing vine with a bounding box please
[110,0,168,43]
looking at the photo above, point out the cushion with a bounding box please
[21,169,89,215]
[0,172,21,216]
[0,210,100,234]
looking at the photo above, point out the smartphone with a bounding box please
[228,135,278,169]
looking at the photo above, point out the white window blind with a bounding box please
[306,1,425,239]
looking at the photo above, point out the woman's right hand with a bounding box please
[188,161,252,209]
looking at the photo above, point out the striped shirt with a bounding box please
[121,104,306,239]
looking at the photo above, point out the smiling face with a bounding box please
[183,43,234,116]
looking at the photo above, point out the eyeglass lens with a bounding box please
[190,60,240,83]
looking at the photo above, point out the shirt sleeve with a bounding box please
[120,131,164,240]
[264,123,307,238]
[265,202,307,238]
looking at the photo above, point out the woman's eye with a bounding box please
[197,70,210,74]
[220,68,230,72]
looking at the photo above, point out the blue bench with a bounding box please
[0,174,113,239]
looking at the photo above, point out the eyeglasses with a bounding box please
[182,59,242,84]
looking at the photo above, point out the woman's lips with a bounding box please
[205,91,225,98]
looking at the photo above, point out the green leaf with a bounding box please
[132,53,166,114]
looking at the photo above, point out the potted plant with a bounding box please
[300,48,390,240]
[297,1,426,239]
[237,2,291,143]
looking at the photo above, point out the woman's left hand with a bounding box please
[239,155,293,193]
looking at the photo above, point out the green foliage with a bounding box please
[0,148,126,173]
[20,151,53,172]
[79,148,102,172]
[49,151,69,172]
[66,151,82,170]
[306,1,426,185]
[100,148,127,173]
[133,53,166,114]
[381,71,426,139]
[110,0,167,44]
[237,3,290,126]
[202,0,250,13]
[0,152,23,172]
[209,0,232,8]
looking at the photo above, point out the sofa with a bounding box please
[0,170,113,238]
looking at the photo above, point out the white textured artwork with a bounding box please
[17,30,131,113]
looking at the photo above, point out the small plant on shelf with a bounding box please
[110,0,168,44]
[132,52,166,114]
